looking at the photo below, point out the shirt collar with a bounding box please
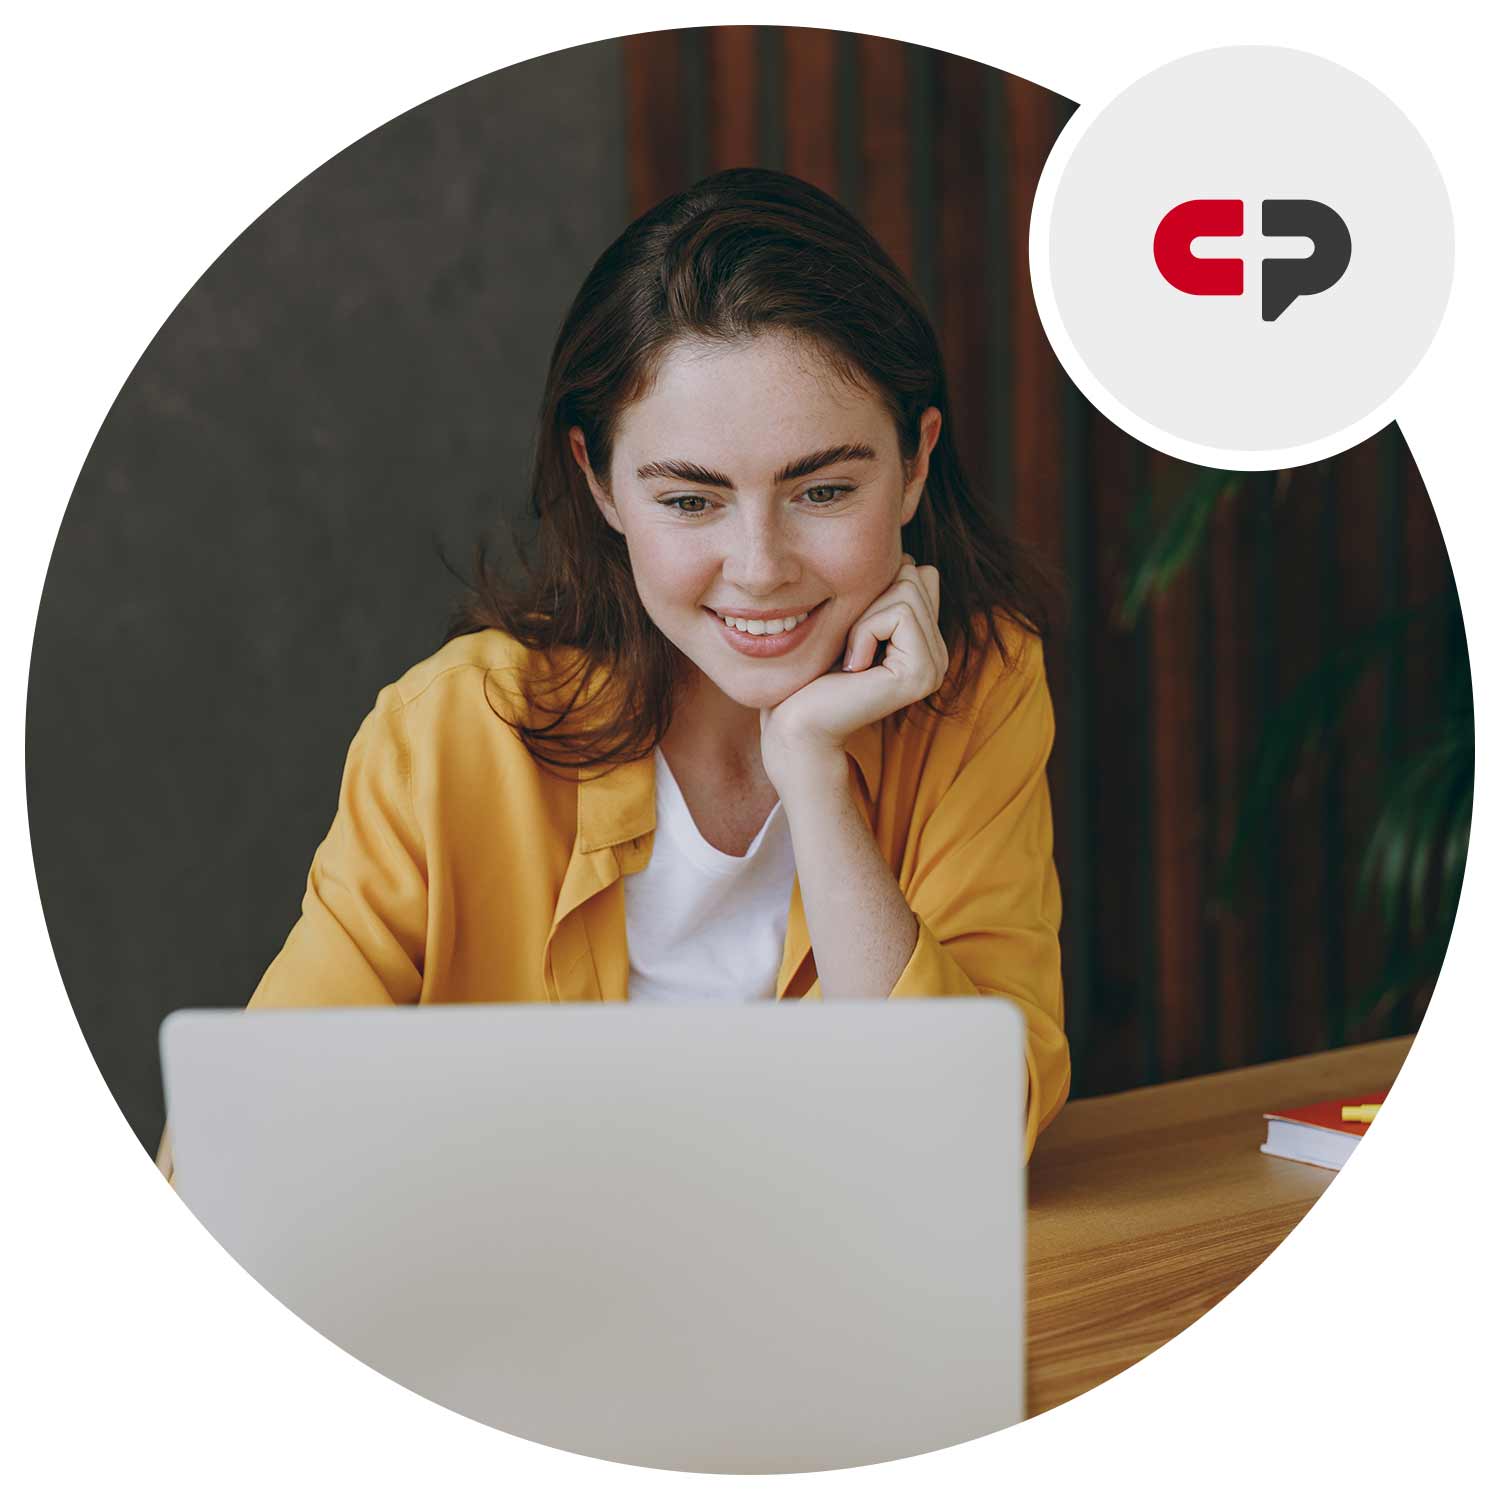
[577,754,656,853]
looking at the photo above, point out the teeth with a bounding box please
[716,611,810,636]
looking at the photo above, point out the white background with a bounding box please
[4,3,1494,1495]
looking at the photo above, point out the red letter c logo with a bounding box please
[1153,199,1244,296]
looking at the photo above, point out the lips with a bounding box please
[703,600,826,658]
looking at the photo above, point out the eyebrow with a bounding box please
[634,443,878,489]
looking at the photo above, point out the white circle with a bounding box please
[1031,45,1454,469]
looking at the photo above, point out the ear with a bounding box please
[569,425,623,535]
[899,406,943,527]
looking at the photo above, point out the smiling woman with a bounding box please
[159,165,1071,1178]
[572,333,938,707]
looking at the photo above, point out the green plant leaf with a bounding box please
[1440,791,1472,917]
[1117,469,1242,628]
[1356,728,1471,939]
[1350,928,1455,1022]
[1113,469,1470,1028]
[1214,597,1450,903]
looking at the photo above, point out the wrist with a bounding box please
[772,746,853,812]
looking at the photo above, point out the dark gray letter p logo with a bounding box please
[1262,199,1352,322]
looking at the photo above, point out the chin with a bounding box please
[716,663,825,712]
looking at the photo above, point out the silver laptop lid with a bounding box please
[161,1000,1026,1473]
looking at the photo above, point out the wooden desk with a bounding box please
[1026,1034,1413,1416]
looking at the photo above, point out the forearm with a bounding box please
[780,757,919,999]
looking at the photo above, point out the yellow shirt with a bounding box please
[246,617,1070,1158]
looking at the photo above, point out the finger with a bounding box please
[916,566,945,679]
[843,603,945,693]
[902,564,942,657]
[851,604,944,693]
[850,573,939,669]
[843,599,910,672]
[894,556,940,625]
[883,569,944,666]
[843,612,882,672]
[917,563,940,621]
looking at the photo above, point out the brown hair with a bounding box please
[446,167,1061,771]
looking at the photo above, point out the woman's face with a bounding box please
[571,332,941,712]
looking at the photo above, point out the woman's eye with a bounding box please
[803,484,853,505]
[655,486,851,514]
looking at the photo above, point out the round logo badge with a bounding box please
[1031,46,1454,468]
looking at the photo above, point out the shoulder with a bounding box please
[358,629,579,758]
[964,610,1046,702]
[937,609,1049,739]
[874,610,1049,797]
[924,610,1050,758]
[382,628,545,711]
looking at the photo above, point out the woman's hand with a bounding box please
[759,555,947,796]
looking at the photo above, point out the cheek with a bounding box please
[817,518,902,603]
[624,527,717,607]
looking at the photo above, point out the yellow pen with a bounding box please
[1341,1104,1381,1123]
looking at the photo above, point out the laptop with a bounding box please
[160,999,1027,1473]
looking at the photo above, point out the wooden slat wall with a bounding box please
[1149,451,1210,1081]
[781,29,839,195]
[1276,461,1333,1062]
[622,27,1455,1096]
[1206,478,1268,1072]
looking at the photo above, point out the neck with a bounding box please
[659,661,766,784]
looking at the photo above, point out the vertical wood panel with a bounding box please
[679,29,709,186]
[1207,488,1266,1070]
[1254,477,1289,1062]
[907,47,937,317]
[1318,469,1351,1049]
[624,32,686,216]
[1333,436,1393,1039]
[933,50,991,497]
[1196,525,1219,1070]
[1136,445,1163,1083]
[835,32,862,215]
[857,36,914,281]
[999,75,1066,572]
[707,27,759,171]
[781,27,840,196]
[984,67,1012,530]
[1376,426,1410,1036]
[1147,454,1209,1081]
[1275,463,1333,1058]
[1402,434,1449,718]
[1060,380,1097,1058]
[1398,432,1450,1030]
[1080,413,1149,1094]
[757,27,784,170]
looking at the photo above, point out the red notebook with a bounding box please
[1260,1091,1388,1169]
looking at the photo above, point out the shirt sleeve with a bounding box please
[246,683,428,1010]
[886,634,1070,1161]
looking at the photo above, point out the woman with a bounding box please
[159,166,1070,1176]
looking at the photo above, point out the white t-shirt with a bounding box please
[623,749,796,1003]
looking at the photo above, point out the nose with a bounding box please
[719,508,802,596]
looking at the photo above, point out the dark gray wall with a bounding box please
[27,42,628,1153]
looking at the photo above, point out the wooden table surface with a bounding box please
[1025,1034,1413,1416]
